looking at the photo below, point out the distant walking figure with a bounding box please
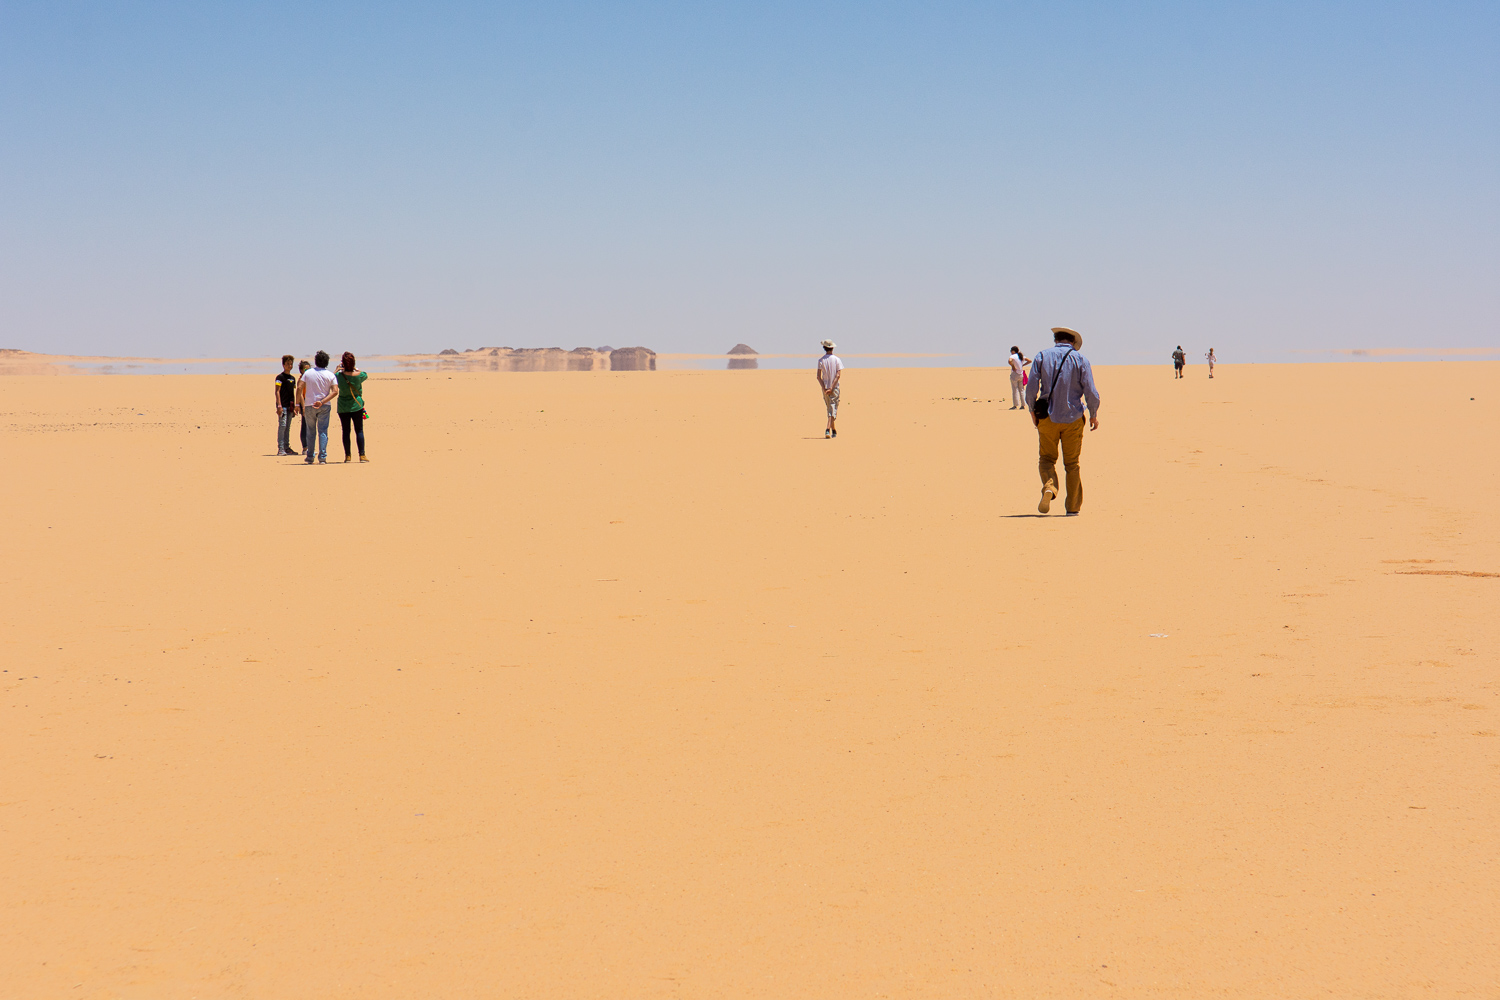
[299,350,338,464]
[274,354,298,455]
[1205,348,1216,378]
[336,352,369,463]
[817,340,843,438]
[1172,345,1186,378]
[1007,345,1030,409]
[1026,328,1101,515]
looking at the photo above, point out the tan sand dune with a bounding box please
[1,362,1495,998]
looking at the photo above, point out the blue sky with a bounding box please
[1,1,1495,364]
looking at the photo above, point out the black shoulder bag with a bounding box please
[1032,346,1073,422]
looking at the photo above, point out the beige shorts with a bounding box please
[823,386,840,417]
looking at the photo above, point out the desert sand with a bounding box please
[2,362,1495,998]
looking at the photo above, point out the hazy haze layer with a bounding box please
[1,2,1496,363]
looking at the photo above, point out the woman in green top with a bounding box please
[336,352,369,463]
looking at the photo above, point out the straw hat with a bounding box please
[1051,327,1083,349]
[820,339,836,350]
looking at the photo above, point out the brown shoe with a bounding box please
[359,456,370,463]
[1038,485,1055,514]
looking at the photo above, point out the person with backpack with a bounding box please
[1172,345,1186,378]
[1026,327,1101,515]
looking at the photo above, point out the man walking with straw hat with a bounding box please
[816,339,843,438]
[1025,327,1101,515]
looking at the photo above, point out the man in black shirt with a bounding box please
[275,355,299,455]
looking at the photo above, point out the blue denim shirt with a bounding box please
[1025,344,1101,424]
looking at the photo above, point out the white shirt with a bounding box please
[301,367,338,407]
[817,353,843,390]
[1008,352,1025,375]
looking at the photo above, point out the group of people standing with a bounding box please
[274,350,370,464]
[1171,345,1216,378]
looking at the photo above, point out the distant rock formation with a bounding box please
[567,347,602,372]
[409,345,654,372]
[727,343,759,369]
[609,347,657,371]
[503,348,567,371]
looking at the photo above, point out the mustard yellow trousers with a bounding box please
[1037,416,1085,513]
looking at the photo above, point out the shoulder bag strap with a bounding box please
[1043,346,1073,400]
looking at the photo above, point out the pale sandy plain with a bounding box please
[2,361,1496,999]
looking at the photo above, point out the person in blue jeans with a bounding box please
[298,350,339,464]
[295,359,311,450]
[274,354,299,455]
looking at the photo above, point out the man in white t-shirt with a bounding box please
[297,350,339,464]
[816,340,843,438]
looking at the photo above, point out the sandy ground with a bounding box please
[1,362,1495,999]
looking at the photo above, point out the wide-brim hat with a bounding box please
[1051,327,1082,349]
[820,339,836,350]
